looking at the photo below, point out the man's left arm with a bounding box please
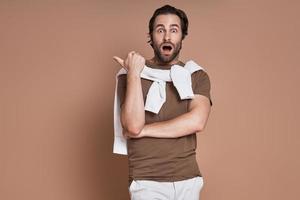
[125,94,211,138]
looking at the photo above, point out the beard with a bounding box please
[152,40,182,64]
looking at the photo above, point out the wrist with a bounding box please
[140,126,148,138]
[127,70,141,78]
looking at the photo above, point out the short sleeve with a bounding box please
[191,70,213,106]
[117,74,127,107]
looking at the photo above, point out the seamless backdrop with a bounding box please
[1,0,299,200]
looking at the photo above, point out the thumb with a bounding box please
[113,56,125,67]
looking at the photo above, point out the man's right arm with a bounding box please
[114,51,145,135]
[121,71,145,135]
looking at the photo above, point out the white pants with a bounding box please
[129,176,204,200]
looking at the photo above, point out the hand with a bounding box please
[113,51,145,75]
[122,129,129,139]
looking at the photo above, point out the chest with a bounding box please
[141,79,190,124]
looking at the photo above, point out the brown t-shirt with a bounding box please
[117,60,212,184]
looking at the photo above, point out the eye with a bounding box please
[171,28,178,33]
[157,28,165,33]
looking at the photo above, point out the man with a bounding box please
[113,5,212,200]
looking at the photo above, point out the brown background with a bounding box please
[1,0,299,199]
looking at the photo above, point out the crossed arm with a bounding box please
[121,77,211,138]
[114,52,211,139]
[134,94,211,138]
[121,89,211,139]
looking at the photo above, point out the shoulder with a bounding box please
[191,69,210,81]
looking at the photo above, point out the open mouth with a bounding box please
[161,44,173,53]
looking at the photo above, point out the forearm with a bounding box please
[138,95,211,138]
[141,110,204,138]
[121,72,145,134]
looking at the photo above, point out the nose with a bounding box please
[163,31,170,41]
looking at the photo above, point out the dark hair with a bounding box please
[148,5,189,45]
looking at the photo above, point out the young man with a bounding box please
[114,5,212,200]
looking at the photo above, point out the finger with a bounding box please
[113,56,125,67]
[135,52,144,60]
[128,51,136,58]
[123,130,130,139]
[128,51,135,57]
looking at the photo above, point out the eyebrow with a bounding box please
[155,24,180,29]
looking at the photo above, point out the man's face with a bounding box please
[151,14,183,64]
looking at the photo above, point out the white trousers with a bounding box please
[129,176,204,200]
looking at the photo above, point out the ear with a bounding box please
[147,33,153,47]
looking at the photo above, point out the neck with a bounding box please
[151,55,180,66]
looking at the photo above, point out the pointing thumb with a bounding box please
[113,56,125,68]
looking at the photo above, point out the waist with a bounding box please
[127,136,200,183]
